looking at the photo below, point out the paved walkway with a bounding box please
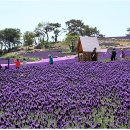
[1,55,77,67]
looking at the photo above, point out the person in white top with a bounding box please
[22,58,27,68]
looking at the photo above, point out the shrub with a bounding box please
[34,44,43,49]
[0,49,3,56]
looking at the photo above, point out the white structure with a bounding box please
[77,36,101,61]
[79,36,101,52]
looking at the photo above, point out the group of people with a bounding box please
[0,55,54,70]
[0,58,27,70]
[14,58,27,69]
[111,48,125,61]
[91,47,126,61]
[14,55,53,69]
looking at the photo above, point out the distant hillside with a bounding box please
[101,36,130,40]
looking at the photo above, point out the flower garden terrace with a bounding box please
[0,60,130,129]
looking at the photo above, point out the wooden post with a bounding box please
[8,58,10,69]
[96,53,98,60]
[78,52,80,61]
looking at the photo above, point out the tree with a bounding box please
[65,19,104,37]
[83,25,91,36]
[34,22,46,44]
[89,27,99,36]
[44,22,53,42]
[35,22,54,43]
[83,25,101,36]
[50,23,61,43]
[0,30,5,50]
[0,28,21,51]
[98,34,105,38]
[23,31,35,46]
[126,27,130,36]
[65,33,79,52]
[4,28,21,48]
[65,19,84,35]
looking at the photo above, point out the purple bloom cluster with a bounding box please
[0,59,14,64]
[19,51,76,59]
[0,60,130,128]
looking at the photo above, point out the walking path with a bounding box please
[1,55,77,67]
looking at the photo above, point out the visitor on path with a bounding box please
[14,59,21,69]
[4,66,8,70]
[120,49,125,60]
[49,55,53,64]
[22,58,27,68]
[111,48,116,61]
[91,48,97,61]
[0,64,2,69]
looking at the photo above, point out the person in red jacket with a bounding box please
[14,59,21,69]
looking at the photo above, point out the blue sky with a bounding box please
[0,0,130,39]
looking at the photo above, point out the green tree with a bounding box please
[126,27,130,36]
[83,25,102,36]
[50,23,61,43]
[98,34,105,38]
[4,28,21,48]
[65,33,79,52]
[65,19,104,37]
[35,22,54,43]
[65,19,84,35]
[0,30,5,50]
[0,28,21,51]
[23,31,35,46]
[34,22,46,43]
[44,22,53,42]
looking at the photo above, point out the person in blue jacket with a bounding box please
[49,55,53,64]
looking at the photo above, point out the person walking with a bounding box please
[22,58,27,68]
[14,59,21,69]
[111,48,116,61]
[91,48,97,61]
[0,64,2,70]
[49,55,53,64]
[120,49,125,60]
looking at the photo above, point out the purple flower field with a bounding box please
[99,50,130,59]
[20,51,76,59]
[1,49,130,64]
[0,51,76,64]
[19,50,130,60]
[0,60,130,128]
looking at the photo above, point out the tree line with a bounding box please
[0,19,129,55]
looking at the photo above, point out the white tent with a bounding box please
[79,36,101,52]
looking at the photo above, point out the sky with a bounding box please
[0,0,130,40]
